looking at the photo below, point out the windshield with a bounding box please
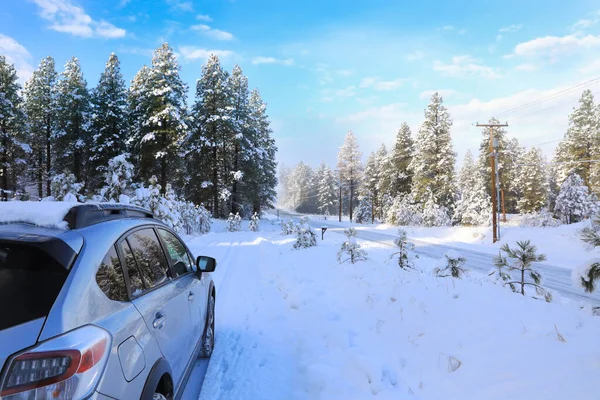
[0,242,69,331]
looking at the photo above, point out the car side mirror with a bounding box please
[196,256,216,273]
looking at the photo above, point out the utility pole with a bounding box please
[476,121,508,243]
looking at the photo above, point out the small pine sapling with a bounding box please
[249,212,260,232]
[489,251,516,292]
[337,227,368,264]
[434,250,467,278]
[391,229,418,270]
[293,217,317,249]
[226,213,242,232]
[494,240,552,302]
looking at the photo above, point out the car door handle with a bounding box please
[153,313,166,330]
[188,292,194,301]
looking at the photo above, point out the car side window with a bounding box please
[158,229,193,277]
[119,239,145,297]
[95,245,128,301]
[127,228,169,289]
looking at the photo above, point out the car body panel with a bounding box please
[0,318,45,378]
[118,336,146,382]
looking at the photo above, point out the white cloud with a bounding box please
[118,0,130,7]
[321,86,356,101]
[515,63,537,71]
[336,69,353,77]
[191,24,234,41]
[433,56,502,79]
[252,56,294,66]
[196,14,212,22]
[359,77,406,91]
[513,34,600,61]
[407,51,424,61]
[178,46,233,61]
[419,89,470,100]
[496,34,503,42]
[580,59,600,74]
[499,24,523,33]
[166,0,193,12]
[0,34,34,82]
[442,25,454,31]
[571,10,600,32]
[30,0,126,38]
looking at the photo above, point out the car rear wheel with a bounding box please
[200,295,215,358]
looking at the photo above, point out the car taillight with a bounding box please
[0,326,111,400]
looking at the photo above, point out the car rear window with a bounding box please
[0,242,69,331]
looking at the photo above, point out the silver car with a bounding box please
[0,203,216,400]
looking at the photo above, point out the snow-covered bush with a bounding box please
[386,193,422,226]
[572,259,600,293]
[101,154,133,202]
[179,201,212,235]
[422,196,451,227]
[434,250,467,278]
[391,228,417,270]
[249,212,260,232]
[50,173,82,202]
[280,219,297,235]
[521,208,560,227]
[226,212,242,232]
[554,173,598,224]
[131,176,182,232]
[494,240,552,302]
[293,217,316,249]
[354,195,372,224]
[337,227,367,263]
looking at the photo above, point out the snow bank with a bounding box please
[0,201,77,229]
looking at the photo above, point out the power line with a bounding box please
[496,77,600,118]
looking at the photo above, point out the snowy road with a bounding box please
[278,210,600,307]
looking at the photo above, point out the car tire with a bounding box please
[200,295,215,358]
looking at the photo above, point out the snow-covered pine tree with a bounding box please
[337,227,367,263]
[101,154,134,203]
[245,89,277,213]
[315,162,337,215]
[226,213,242,232]
[227,65,250,215]
[54,57,90,186]
[89,53,128,193]
[434,250,468,278]
[289,162,314,212]
[185,54,230,216]
[362,145,391,222]
[554,172,597,224]
[556,90,597,189]
[128,64,151,176]
[392,228,417,270]
[389,122,414,197]
[23,56,57,198]
[385,192,423,226]
[0,55,28,200]
[50,173,82,201]
[136,43,187,193]
[494,240,552,301]
[516,147,548,214]
[409,92,456,211]
[337,130,363,221]
[422,190,451,227]
[179,201,212,235]
[293,217,317,249]
[354,193,373,224]
[454,151,491,226]
[249,212,260,232]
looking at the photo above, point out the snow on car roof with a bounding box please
[0,201,79,229]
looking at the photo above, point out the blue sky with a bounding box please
[2,0,600,170]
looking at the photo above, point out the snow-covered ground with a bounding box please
[182,219,600,400]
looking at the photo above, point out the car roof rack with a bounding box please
[63,203,155,230]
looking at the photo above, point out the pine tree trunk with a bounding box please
[160,127,167,195]
[46,119,51,197]
[37,149,43,199]
[231,142,239,214]
[350,178,354,222]
[1,130,8,201]
[212,144,219,217]
[521,268,525,295]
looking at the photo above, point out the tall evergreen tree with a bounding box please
[337,130,363,221]
[186,54,230,216]
[390,122,413,197]
[409,92,456,210]
[23,56,57,198]
[454,151,491,225]
[554,172,597,224]
[89,53,128,192]
[54,57,90,185]
[516,147,548,213]
[315,162,337,215]
[556,90,597,189]
[289,161,314,212]
[245,88,277,213]
[134,43,187,193]
[0,56,28,199]
[228,65,250,214]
